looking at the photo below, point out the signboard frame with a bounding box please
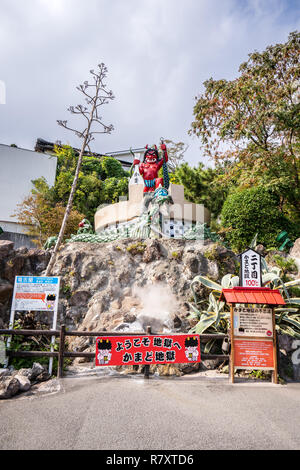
[6,276,60,375]
[229,303,278,384]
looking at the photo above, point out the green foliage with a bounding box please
[7,316,59,374]
[188,257,300,339]
[248,370,270,380]
[53,146,129,221]
[15,146,130,243]
[266,253,297,278]
[220,186,296,251]
[99,155,128,179]
[61,283,72,298]
[171,162,228,218]
[81,155,103,177]
[188,274,239,336]
[14,188,84,247]
[101,177,129,205]
[126,242,147,255]
[190,31,300,224]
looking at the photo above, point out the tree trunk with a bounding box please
[44,136,88,276]
[44,69,106,276]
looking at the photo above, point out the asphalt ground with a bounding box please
[1,373,300,450]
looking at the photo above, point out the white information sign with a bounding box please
[240,248,262,288]
[12,276,60,312]
[233,306,273,338]
[7,276,60,375]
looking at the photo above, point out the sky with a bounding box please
[0,0,299,166]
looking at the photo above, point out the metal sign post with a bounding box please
[6,276,60,375]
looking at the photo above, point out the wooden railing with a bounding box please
[0,326,229,378]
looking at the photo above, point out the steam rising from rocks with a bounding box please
[132,283,179,333]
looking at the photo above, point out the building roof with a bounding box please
[220,287,285,306]
[34,138,144,169]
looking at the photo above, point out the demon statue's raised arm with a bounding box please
[132,143,169,193]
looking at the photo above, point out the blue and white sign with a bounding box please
[8,276,61,375]
[16,276,59,285]
[12,276,60,312]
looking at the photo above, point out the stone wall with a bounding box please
[1,238,300,380]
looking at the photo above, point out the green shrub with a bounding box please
[221,186,294,251]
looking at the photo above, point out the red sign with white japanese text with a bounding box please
[95,335,201,367]
[234,338,274,370]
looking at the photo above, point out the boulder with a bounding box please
[30,362,46,381]
[15,374,31,392]
[35,370,51,382]
[290,238,300,259]
[0,377,20,399]
[0,240,14,259]
[0,281,13,303]
[17,368,34,380]
[0,368,11,379]
[17,362,46,382]
[4,256,25,283]
[69,290,91,307]
[142,240,161,263]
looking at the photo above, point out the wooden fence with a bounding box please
[0,326,229,379]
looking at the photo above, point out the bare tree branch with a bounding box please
[45,62,114,276]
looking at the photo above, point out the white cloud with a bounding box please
[0,0,299,166]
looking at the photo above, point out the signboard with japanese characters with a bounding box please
[7,276,61,375]
[95,335,201,367]
[233,306,273,338]
[233,338,274,370]
[239,248,262,288]
[12,276,60,312]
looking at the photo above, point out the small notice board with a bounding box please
[234,338,274,370]
[233,306,273,338]
[7,276,60,375]
[12,276,60,312]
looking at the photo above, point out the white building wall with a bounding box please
[0,144,57,234]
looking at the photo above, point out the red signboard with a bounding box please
[95,335,201,367]
[234,338,274,370]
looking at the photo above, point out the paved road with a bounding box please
[1,374,300,450]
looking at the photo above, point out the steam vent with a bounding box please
[94,183,211,239]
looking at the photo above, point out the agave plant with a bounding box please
[188,253,300,339]
[188,274,236,335]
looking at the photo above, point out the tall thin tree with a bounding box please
[45,63,114,276]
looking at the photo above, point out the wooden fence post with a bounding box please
[58,324,66,379]
[144,326,152,379]
[229,305,235,383]
[272,308,278,384]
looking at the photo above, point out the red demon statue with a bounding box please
[133,143,169,193]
